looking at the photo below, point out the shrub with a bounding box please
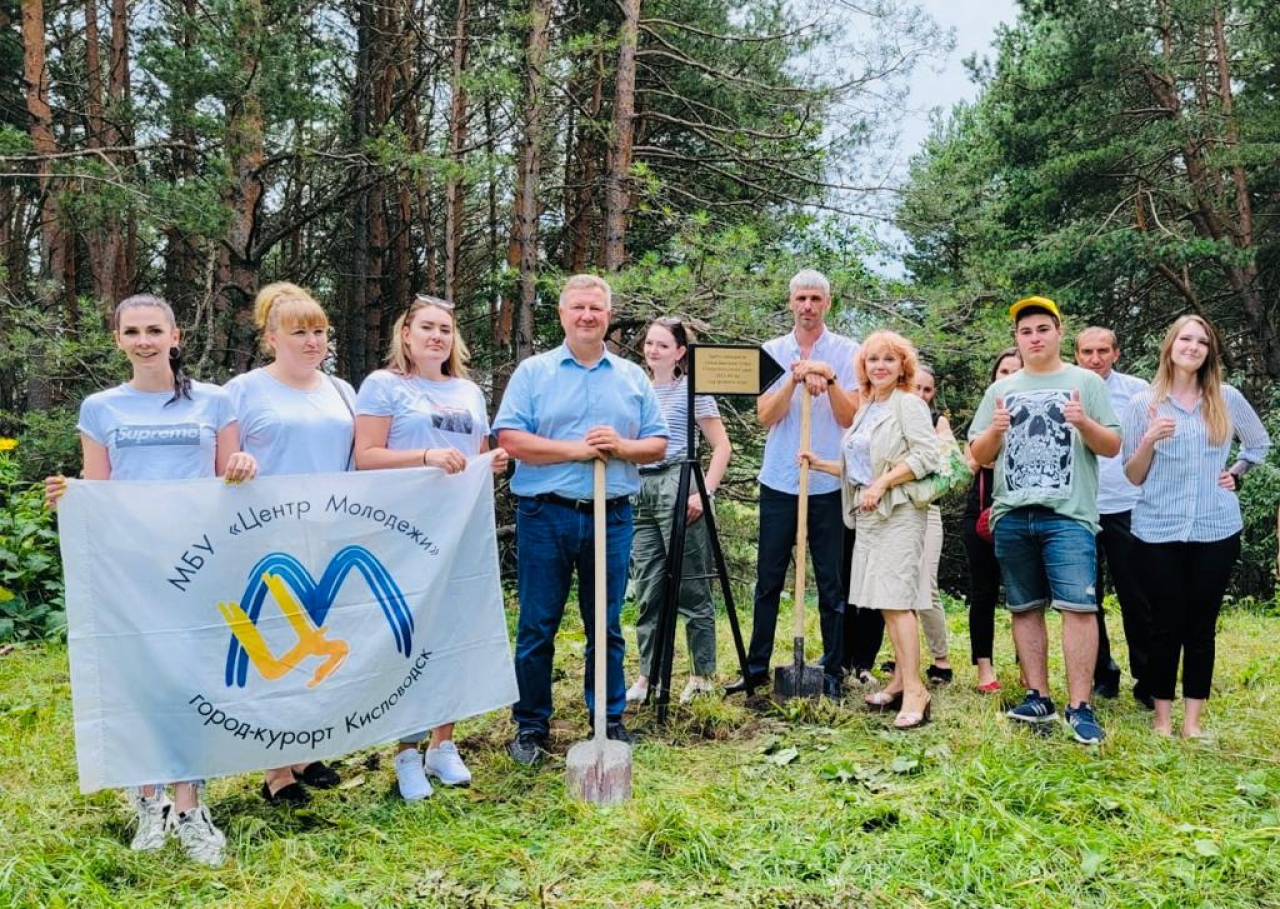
[0,439,66,641]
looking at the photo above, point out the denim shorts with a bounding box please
[993,507,1097,613]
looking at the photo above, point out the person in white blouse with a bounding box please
[225,282,355,806]
[354,294,508,800]
[1123,314,1270,739]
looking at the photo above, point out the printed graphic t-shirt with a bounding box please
[355,370,489,457]
[225,368,355,476]
[77,381,235,480]
[968,365,1118,534]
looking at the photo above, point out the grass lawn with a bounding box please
[2,603,1279,908]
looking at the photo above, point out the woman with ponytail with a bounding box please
[224,282,353,805]
[1123,315,1269,738]
[46,293,255,866]
[353,294,508,801]
[625,318,732,705]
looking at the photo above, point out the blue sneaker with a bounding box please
[1007,689,1058,724]
[1065,702,1105,744]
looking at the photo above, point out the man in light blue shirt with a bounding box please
[729,270,859,698]
[494,274,668,764]
[1076,326,1154,707]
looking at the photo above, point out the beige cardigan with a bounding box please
[838,388,941,527]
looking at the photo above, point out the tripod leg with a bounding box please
[692,465,752,695]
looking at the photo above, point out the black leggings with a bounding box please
[1134,534,1240,701]
[840,524,884,672]
[961,515,999,664]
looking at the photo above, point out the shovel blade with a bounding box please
[566,739,632,805]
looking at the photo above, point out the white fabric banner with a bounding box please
[57,456,517,793]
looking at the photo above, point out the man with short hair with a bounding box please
[495,274,669,765]
[1075,326,1154,707]
[727,269,859,698]
[970,297,1121,744]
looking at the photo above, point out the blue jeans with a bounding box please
[994,507,1097,613]
[512,496,632,735]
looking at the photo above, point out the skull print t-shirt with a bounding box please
[968,365,1118,534]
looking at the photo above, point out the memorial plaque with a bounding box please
[691,344,785,396]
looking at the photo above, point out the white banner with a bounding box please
[57,456,517,792]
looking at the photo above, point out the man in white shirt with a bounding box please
[727,270,859,698]
[1075,326,1154,708]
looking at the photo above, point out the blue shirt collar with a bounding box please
[556,341,615,370]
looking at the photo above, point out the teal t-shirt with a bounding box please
[968,365,1119,534]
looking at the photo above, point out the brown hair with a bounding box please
[252,282,329,354]
[387,295,471,380]
[647,318,696,376]
[855,330,918,397]
[1150,315,1230,446]
[114,293,190,405]
[990,347,1022,382]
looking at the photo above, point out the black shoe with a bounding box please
[1093,663,1121,699]
[507,729,548,766]
[261,779,309,806]
[724,672,769,695]
[880,660,896,673]
[926,665,954,686]
[1133,681,1155,710]
[605,721,634,744]
[298,761,342,789]
[823,675,843,699]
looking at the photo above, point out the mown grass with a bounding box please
[2,602,1279,908]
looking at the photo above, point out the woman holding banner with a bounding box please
[225,282,353,805]
[46,293,256,867]
[354,294,508,801]
[625,318,732,706]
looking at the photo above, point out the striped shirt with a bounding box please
[1122,384,1270,543]
[652,376,720,467]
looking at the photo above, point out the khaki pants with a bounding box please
[916,505,948,660]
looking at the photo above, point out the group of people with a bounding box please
[46,270,1269,866]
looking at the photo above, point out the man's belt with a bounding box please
[638,462,678,476]
[532,492,630,514]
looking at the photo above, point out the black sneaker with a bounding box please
[507,729,547,766]
[1092,663,1121,699]
[822,674,843,699]
[605,721,634,744]
[1006,689,1058,724]
[724,672,769,695]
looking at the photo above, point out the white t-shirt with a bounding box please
[355,370,490,456]
[224,368,356,477]
[841,401,886,487]
[77,381,234,480]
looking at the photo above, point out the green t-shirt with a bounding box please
[968,365,1119,534]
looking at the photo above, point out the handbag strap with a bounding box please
[327,374,358,471]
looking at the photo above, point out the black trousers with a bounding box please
[1134,534,1240,701]
[961,514,998,664]
[746,484,845,679]
[1095,510,1152,683]
[840,523,884,672]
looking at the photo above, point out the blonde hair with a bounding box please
[253,282,329,353]
[1150,314,1230,446]
[855,330,919,397]
[387,295,470,380]
[558,274,612,309]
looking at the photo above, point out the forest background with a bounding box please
[1,0,1278,642]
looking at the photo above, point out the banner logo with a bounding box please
[221,546,414,688]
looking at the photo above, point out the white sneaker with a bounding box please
[423,740,472,787]
[625,677,649,703]
[169,804,226,867]
[394,749,433,800]
[679,675,716,704]
[128,789,171,852]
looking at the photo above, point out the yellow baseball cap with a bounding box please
[1009,295,1062,322]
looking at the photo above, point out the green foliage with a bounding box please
[0,443,65,642]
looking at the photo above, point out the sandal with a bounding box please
[926,665,953,685]
[864,689,904,712]
[976,679,1002,694]
[261,779,309,806]
[299,761,342,789]
[893,695,932,730]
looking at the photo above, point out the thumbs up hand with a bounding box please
[1143,400,1176,445]
[990,396,1011,434]
[1063,388,1086,427]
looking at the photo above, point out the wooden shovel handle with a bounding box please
[794,391,811,639]
[593,458,608,743]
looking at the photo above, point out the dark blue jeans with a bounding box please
[512,496,632,735]
[746,485,845,679]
